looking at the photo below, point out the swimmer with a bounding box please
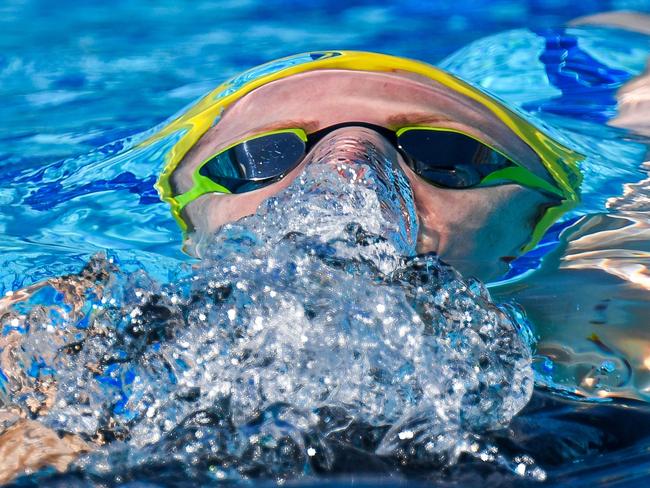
[1,11,650,484]
[2,50,582,484]
[157,51,581,282]
[160,14,650,282]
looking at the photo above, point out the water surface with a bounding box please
[2,1,650,486]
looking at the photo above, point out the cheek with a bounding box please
[398,160,549,265]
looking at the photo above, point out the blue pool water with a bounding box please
[2,0,650,486]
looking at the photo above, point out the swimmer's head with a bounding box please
[148,51,583,281]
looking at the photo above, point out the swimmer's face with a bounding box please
[172,70,556,281]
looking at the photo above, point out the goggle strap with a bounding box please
[480,166,564,197]
[175,174,232,210]
[522,198,578,253]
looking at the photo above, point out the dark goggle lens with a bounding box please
[199,132,306,193]
[397,129,511,188]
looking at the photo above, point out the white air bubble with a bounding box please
[4,156,533,482]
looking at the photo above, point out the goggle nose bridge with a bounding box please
[304,121,400,153]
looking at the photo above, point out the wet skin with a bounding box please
[171,69,557,281]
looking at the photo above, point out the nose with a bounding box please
[300,125,419,254]
[304,126,403,179]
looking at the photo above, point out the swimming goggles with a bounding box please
[173,122,564,210]
[148,51,583,252]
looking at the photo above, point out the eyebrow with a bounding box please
[247,114,457,136]
[228,119,319,141]
[385,112,454,128]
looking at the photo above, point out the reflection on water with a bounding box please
[0,156,535,484]
[493,160,650,402]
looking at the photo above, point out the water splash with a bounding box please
[0,147,535,484]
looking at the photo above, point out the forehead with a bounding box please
[222,69,525,140]
[172,69,543,187]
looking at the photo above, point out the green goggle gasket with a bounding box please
[173,124,564,211]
